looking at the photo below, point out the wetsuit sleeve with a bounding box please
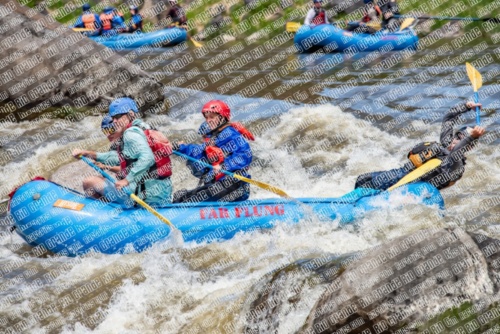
[122,129,155,186]
[305,9,315,25]
[215,129,252,172]
[96,151,119,165]
[440,103,471,147]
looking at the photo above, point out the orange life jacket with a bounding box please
[117,125,173,182]
[203,122,254,181]
[82,13,96,30]
[100,13,114,30]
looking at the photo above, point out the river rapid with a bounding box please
[0,31,500,333]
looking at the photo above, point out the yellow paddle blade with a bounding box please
[399,18,415,31]
[189,36,203,48]
[286,21,302,33]
[72,28,94,32]
[234,174,291,198]
[466,62,483,92]
[130,193,178,230]
[365,21,382,30]
[388,159,442,191]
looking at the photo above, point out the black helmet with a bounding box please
[453,126,470,141]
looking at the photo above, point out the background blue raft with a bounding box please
[294,24,419,52]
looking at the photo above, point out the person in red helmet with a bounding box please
[172,100,254,203]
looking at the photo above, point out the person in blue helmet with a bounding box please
[346,0,381,33]
[354,101,486,191]
[128,5,143,33]
[73,98,173,208]
[304,0,330,26]
[171,100,254,203]
[73,3,102,36]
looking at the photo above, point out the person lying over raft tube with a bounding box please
[172,100,254,203]
[355,101,486,191]
[72,97,174,208]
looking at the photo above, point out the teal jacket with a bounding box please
[96,119,172,206]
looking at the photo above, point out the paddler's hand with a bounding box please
[466,101,482,110]
[470,126,486,139]
[95,162,111,170]
[213,164,221,173]
[115,179,129,190]
[72,149,94,159]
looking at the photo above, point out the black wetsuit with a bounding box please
[355,103,478,190]
[378,0,400,31]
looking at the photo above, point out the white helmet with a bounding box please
[169,0,177,4]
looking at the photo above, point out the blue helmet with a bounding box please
[103,6,114,13]
[109,97,139,117]
[101,115,114,129]
[101,115,116,135]
[82,3,91,11]
[363,0,373,3]
[313,0,323,3]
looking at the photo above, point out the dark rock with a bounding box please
[244,228,500,333]
[0,0,164,122]
[302,227,500,333]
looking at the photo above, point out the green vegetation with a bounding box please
[18,0,500,38]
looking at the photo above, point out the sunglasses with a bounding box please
[102,127,116,136]
[111,114,126,121]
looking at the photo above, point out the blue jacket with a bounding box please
[129,13,143,32]
[178,123,253,182]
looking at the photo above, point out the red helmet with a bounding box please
[201,100,230,120]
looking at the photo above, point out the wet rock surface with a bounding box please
[0,0,164,121]
[245,228,500,333]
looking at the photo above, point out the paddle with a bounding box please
[285,21,382,33]
[188,36,202,48]
[72,28,94,32]
[387,159,442,191]
[466,62,483,125]
[79,156,178,230]
[399,18,415,31]
[172,150,291,198]
[394,15,500,23]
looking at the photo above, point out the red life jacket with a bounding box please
[203,122,254,181]
[117,125,172,182]
[82,13,97,30]
[100,13,113,30]
[312,9,326,25]
[362,6,382,22]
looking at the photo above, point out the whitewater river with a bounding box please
[0,33,499,333]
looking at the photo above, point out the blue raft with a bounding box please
[294,24,418,52]
[9,180,444,256]
[89,28,187,49]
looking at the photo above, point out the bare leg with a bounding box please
[82,176,106,199]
